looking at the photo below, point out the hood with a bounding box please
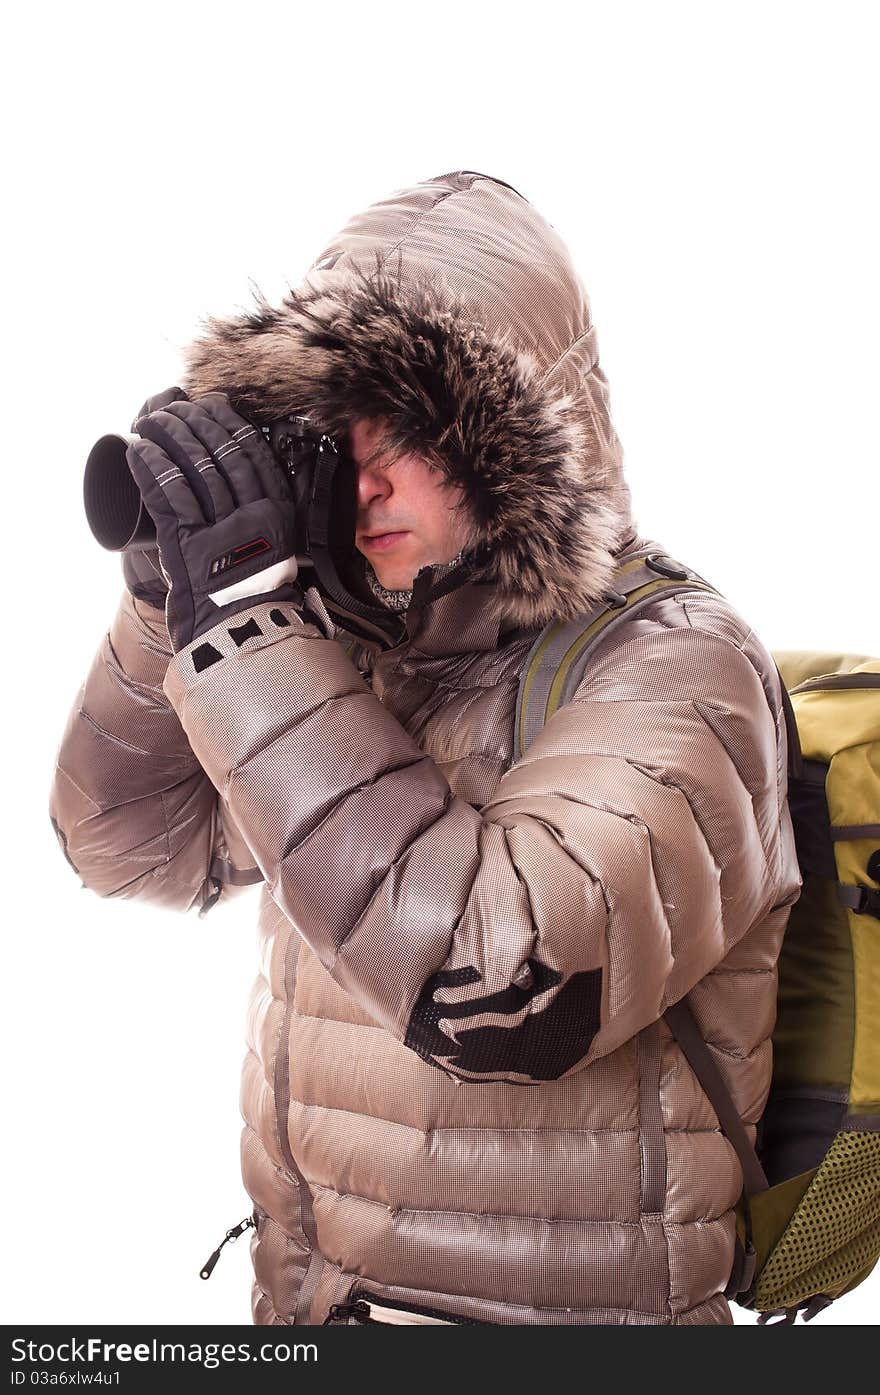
[180,169,636,631]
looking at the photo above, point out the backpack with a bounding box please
[513,543,880,1325]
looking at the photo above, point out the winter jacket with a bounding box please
[50,170,803,1325]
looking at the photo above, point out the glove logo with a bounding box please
[209,537,272,578]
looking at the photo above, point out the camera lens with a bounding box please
[84,433,156,551]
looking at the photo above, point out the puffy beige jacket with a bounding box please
[50,171,802,1325]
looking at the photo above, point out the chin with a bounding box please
[374,569,414,590]
[362,547,419,592]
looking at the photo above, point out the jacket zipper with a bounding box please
[199,1213,256,1279]
[323,1289,492,1325]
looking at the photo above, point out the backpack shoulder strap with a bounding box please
[663,998,769,1195]
[513,546,722,762]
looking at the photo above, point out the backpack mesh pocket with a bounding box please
[754,1129,880,1311]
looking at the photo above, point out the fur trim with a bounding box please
[181,254,633,629]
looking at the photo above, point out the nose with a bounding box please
[355,458,392,516]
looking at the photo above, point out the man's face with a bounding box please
[350,418,477,590]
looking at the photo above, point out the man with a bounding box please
[352,416,480,608]
[49,170,802,1325]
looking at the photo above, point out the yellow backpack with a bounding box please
[512,546,880,1324]
[745,649,880,1323]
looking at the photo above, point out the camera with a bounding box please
[83,408,343,566]
[81,399,388,633]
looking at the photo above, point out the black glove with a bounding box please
[121,386,190,609]
[125,393,301,653]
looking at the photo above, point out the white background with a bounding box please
[5,0,876,1327]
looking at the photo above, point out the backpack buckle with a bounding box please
[601,588,628,609]
[739,1240,757,1294]
[757,1306,799,1325]
[645,553,691,580]
[724,1235,757,1301]
[854,884,880,917]
[837,882,880,919]
[802,1294,835,1321]
[757,1294,835,1325]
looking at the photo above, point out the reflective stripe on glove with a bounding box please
[125,392,301,652]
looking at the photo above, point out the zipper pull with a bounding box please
[199,1214,256,1280]
[323,1300,370,1325]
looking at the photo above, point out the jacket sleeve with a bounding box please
[161,597,796,1081]
[49,587,262,914]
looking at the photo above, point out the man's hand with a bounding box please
[125,393,301,652]
[121,386,189,609]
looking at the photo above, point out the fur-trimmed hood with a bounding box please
[180,170,636,630]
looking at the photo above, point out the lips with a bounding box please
[361,530,410,550]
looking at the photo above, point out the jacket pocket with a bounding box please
[323,1288,493,1325]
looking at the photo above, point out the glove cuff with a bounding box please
[164,600,326,696]
[206,555,300,607]
[121,547,169,610]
